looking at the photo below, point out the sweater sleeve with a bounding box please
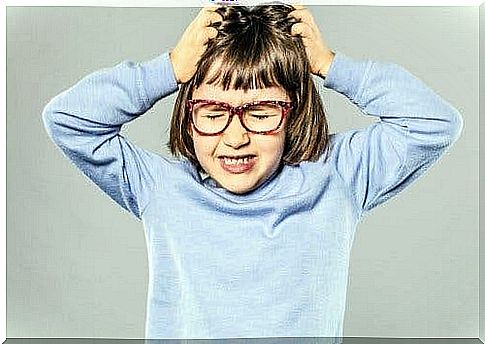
[42,52,179,221]
[323,53,463,218]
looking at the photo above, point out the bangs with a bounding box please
[191,25,305,93]
[195,51,283,91]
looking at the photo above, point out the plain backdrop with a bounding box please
[480,4,484,342]
[6,5,478,339]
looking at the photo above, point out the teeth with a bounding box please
[223,157,252,165]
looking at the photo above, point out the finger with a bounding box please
[288,9,312,25]
[196,27,218,45]
[288,8,305,20]
[205,11,223,26]
[200,4,222,20]
[290,22,312,38]
[288,8,317,26]
[194,5,218,22]
[195,9,222,28]
[205,27,218,40]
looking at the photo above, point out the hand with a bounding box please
[288,5,335,78]
[170,6,222,84]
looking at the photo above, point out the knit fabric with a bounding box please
[42,51,463,340]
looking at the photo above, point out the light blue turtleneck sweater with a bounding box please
[42,51,462,340]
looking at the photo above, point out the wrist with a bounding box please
[169,50,181,84]
[317,50,336,78]
[140,52,179,102]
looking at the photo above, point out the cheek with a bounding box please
[192,132,220,158]
[259,133,286,162]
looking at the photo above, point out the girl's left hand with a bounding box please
[288,5,335,78]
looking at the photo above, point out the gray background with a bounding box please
[479,2,483,343]
[6,5,478,339]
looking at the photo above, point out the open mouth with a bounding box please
[219,155,257,173]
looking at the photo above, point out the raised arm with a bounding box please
[289,6,463,217]
[42,7,222,220]
[324,53,462,216]
[42,53,179,220]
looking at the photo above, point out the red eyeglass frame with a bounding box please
[186,99,293,136]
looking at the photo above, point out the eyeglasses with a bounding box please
[186,99,293,136]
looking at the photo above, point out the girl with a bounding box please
[42,4,463,341]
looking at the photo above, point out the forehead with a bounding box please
[192,83,289,105]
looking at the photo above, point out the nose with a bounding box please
[222,114,250,149]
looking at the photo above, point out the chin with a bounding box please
[219,178,259,195]
[224,184,255,195]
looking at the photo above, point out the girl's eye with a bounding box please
[252,115,270,120]
[204,114,225,119]
[247,112,278,119]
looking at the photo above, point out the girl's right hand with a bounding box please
[170,6,222,84]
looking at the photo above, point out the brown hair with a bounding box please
[168,4,330,171]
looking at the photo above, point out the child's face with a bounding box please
[190,82,289,194]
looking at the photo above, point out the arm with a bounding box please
[324,53,463,216]
[42,53,178,220]
[289,6,463,217]
[42,7,222,220]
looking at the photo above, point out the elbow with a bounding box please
[445,107,464,146]
[415,105,464,151]
[41,97,67,145]
[42,102,54,129]
[42,100,58,138]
